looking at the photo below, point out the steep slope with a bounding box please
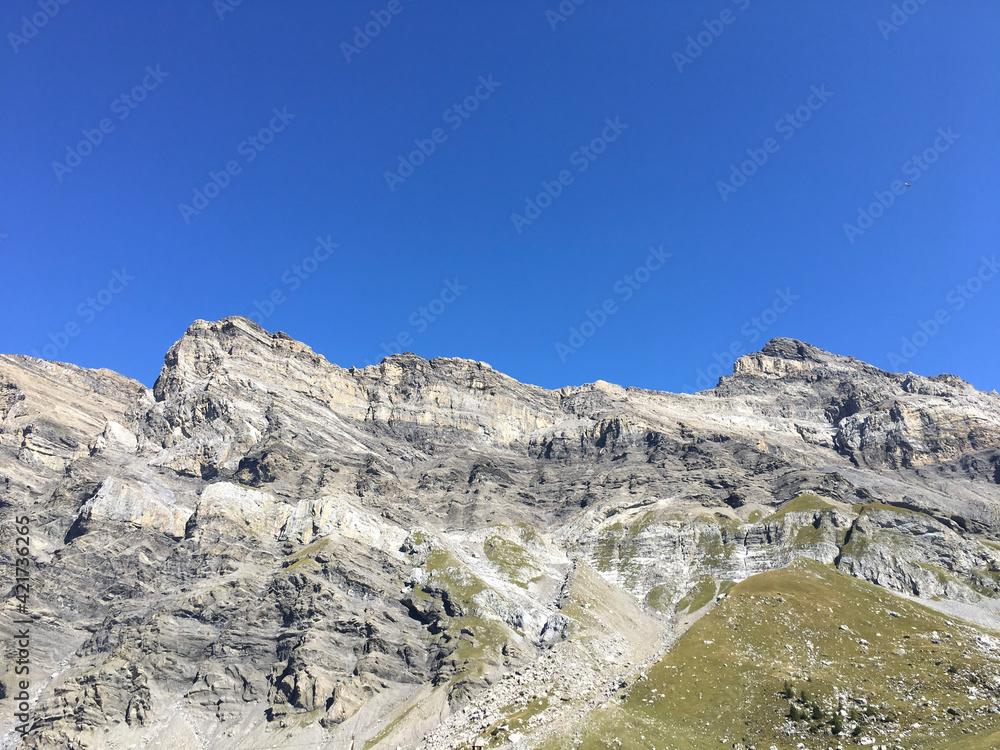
[541,559,1000,750]
[1,317,999,749]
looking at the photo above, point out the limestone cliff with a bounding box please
[2,318,999,749]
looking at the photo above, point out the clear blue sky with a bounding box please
[3,1,998,393]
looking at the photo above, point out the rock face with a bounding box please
[1,317,999,749]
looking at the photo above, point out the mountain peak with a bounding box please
[758,336,827,361]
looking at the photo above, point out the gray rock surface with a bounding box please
[1,317,999,749]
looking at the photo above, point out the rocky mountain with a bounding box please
[2,316,1000,749]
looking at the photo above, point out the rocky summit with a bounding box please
[3,317,1000,750]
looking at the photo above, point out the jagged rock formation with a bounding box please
[1,317,999,749]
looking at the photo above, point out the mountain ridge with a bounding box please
[2,317,1000,749]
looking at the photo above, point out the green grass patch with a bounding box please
[644,583,676,613]
[856,501,928,517]
[696,529,738,566]
[543,558,1000,749]
[793,523,832,546]
[410,529,429,546]
[416,547,514,685]
[717,579,736,596]
[283,556,321,573]
[695,512,740,529]
[513,521,542,546]
[282,538,331,570]
[764,493,837,522]
[677,576,716,614]
[593,521,624,572]
[483,535,542,589]
[424,548,488,602]
[924,729,1000,750]
[626,510,658,539]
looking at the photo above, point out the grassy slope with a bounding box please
[542,558,1000,750]
[763,492,839,521]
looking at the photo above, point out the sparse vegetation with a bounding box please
[764,493,838,522]
[482,534,542,588]
[539,558,1000,749]
[676,576,716,614]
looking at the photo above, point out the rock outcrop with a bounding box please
[1,317,999,749]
